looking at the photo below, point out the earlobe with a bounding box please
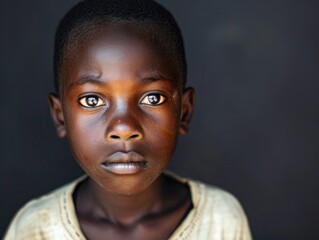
[179,87,196,135]
[48,93,67,138]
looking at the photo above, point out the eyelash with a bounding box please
[78,93,167,108]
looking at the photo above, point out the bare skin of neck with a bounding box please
[74,174,192,240]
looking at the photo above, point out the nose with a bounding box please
[106,111,143,142]
[106,122,142,141]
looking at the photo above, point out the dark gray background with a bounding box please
[1,0,319,239]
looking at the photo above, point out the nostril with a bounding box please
[107,133,141,141]
[130,134,139,139]
[110,135,120,139]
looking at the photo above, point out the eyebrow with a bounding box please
[140,70,174,83]
[67,78,104,91]
[66,73,173,91]
[141,75,172,83]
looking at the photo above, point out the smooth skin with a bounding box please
[49,23,195,240]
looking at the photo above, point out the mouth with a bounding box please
[101,162,147,174]
[101,151,148,175]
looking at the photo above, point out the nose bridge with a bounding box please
[106,99,143,141]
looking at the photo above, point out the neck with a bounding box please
[81,175,167,226]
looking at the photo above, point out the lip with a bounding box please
[101,151,147,175]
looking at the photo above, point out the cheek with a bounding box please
[144,106,180,156]
[65,109,105,162]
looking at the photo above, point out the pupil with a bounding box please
[87,97,98,106]
[148,94,159,104]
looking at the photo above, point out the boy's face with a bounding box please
[49,23,195,195]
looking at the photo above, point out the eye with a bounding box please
[78,95,105,108]
[140,93,166,106]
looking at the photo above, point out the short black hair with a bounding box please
[54,0,187,93]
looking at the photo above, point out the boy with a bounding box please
[4,0,252,239]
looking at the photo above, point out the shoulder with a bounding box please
[4,177,84,240]
[167,172,246,219]
[188,179,252,239]
[197,181,246,219]
[166,172,252,240]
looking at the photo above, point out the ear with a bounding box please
[179,87,196,135]
[48,93,67,138]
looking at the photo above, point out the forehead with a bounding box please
[59,23,182,91]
